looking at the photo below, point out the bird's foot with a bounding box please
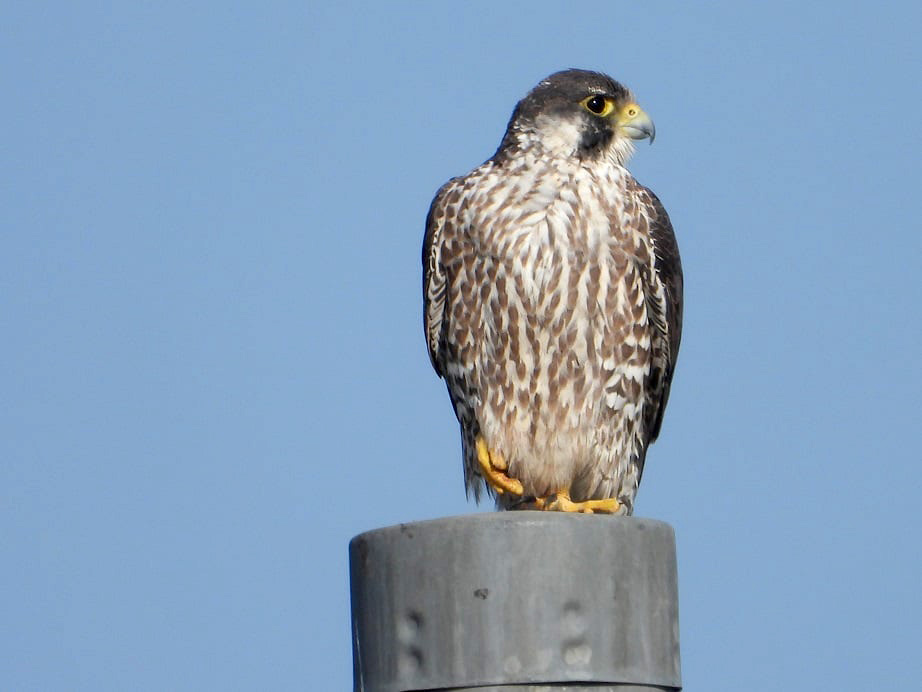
[475,436,523,496]
[533,490,621,514]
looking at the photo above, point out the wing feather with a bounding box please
[636,184,683,443]
[422,178,463,378]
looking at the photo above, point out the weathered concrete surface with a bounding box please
[350,513,680,691]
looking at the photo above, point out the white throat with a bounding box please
[515,113,637,166]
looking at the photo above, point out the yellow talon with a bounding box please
[534,490,620,514]
[475,436,523,496]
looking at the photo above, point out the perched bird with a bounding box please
[423,69,682,514]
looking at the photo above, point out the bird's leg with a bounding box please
[533,489,621,514]
[475,436,523,496]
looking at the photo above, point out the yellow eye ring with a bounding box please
[581,95,615,117]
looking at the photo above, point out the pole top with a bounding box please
[350,513,681,691]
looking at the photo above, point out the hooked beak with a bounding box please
[616,103,656,144]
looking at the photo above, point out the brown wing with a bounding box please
[422,177,463,379]
[637,184,683,443]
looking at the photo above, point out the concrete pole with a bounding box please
[349,513,681,691]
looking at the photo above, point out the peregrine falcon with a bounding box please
[423,69,682,515]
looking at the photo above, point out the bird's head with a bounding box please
[497,69,655,166]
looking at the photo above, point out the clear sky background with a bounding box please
[3,2,921,690]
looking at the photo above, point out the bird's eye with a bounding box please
[587,96,606,113]
[582,95,614,116]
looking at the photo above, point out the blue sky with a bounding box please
[3,2,921,690]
